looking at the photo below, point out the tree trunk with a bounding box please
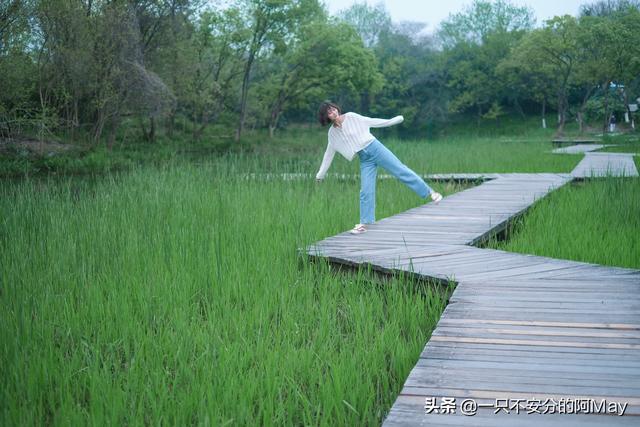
[268,107,278,138]
[148,116,155,143]
[268,101,284,138]
[140,118,148,140]
[577,87,594,135]
[623,88,630,123]
[93,111,106,144]
[541,98,547,129]
[268,108,281,138]
[107,116,120,150]
[577,111,583,134]
[236,52,255,142]
[140,116,156,142]
[556,95,565,136]
[513,97,525,118]
[602,80,610,134]
[167,113,175,138]
[72,98,79,141]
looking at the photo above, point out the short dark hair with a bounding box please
[318,101,341,126]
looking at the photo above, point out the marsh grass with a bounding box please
[2,130,583,177]
[486,177,640,269]
[2,131,636,425]
[1,160,460,425]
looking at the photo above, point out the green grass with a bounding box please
[0,160,461,425]
[486,177,640,269]
[597,133,640,154]
[384,136,580,174]
[598,144,640,154]
[2,124,583,177]
[2,127,638,424]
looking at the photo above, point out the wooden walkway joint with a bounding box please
[304,146,640,425]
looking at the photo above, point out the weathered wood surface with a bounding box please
[571,152,638,177]
[304,147,640,425]
[551,144,612,154]
[243,172,502,181]
[552,139,601,144]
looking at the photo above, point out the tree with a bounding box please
[33,0,173,145]
[496,43,556,128]
[0,0,37,138]
[580,0,640,16]
[618,8,640,128]
[257,20,382,137]
[577,9,640,132]
[513,16,580,135]
[437,0,535,49]
[370,22,448,136]
[234,0,322,141]
[338,1,391,48]
[183,8,246,140]
[437,0,535,123]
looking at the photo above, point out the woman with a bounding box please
[315,101,442,234]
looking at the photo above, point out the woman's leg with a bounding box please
[368,139,433,198]
[359,148,378,224]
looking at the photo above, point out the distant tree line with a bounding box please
[1,0,639,146]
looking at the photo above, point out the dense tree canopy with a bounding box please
[1,0,639,144]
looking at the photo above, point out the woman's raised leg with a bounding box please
[370,140,433,198]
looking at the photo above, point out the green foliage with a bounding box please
[1,120,582,178]
[583,93,627,123]
[256,18,382,135]
[437,0,535,47]
[487,178,640,269]
[1,0,639,146]
[337,1,392,48]
[438,1,534,121]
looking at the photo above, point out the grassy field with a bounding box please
[1,161,460,425]
[1,125,583,177]
[487,177,640,269]
[1,129,638,425]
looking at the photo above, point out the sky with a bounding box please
[323,0,588,32]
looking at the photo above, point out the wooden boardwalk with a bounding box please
[551,144,612,154]
[571,152,638,178]
[304,147,640,425]
[243,172,502,182]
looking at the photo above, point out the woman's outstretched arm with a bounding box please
[353,113,404,128]
[316,142,336,180]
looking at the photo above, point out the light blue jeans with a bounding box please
[358,139,433,224]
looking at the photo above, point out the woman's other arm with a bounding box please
[353,113,404,128]
[315,142,336,180]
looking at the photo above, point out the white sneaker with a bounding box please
[430,192,443,203]
[349,224,367,234]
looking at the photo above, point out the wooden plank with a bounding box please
[435,317,640,330]
[433,326,640,343]
[422,340,640,358]
[305,169,639,426]
[409,362,640,388]
[402,371,640,398]
[444,303,640,317]
[434,321,640,339]
[429,335,640,350]
[422,345,640,368]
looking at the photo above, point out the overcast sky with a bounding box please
[322,0,588,32]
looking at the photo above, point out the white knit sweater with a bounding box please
[315,112,404,180]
